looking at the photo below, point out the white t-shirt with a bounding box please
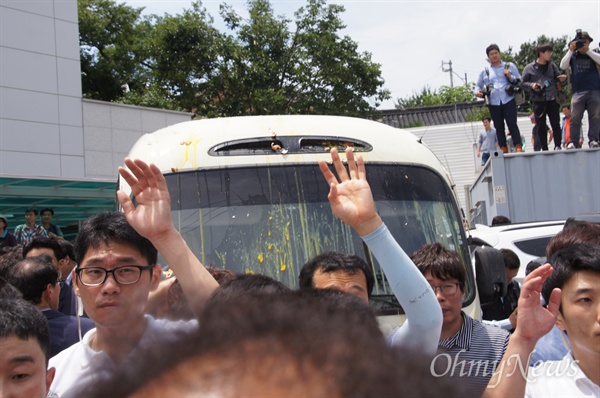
[525,352,600,397]
[48,315,197,397]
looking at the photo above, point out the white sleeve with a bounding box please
[585,48,600,64]
[559,50,573,70]
[362,224,442,356]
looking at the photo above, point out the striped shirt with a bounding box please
[13,223,48,245]
[431,312,510,397]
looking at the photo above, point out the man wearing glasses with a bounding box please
[48,159,220,396]
[411,243,510,397]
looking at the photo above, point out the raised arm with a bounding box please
[483,263,561,398]
[318,147,381,235]
[117,158,218,316]
[319,148,442,355]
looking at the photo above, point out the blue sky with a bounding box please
[121,0,600,109]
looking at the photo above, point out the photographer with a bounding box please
[521,44,567,151]
[475,44,523,154]
[560,30,600,148]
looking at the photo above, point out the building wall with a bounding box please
[0,1,191,182]
[83,100,191,179]
[1,0,84,178]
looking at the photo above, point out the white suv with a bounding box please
[468,220,565,283]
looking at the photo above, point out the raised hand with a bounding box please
[117,158,175,241]
[513,263,561,343]
[318,147,382,236]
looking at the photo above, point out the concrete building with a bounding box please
[0,1,190,235]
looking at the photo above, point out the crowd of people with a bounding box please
[0,146,597,398]
[476,31,600,165]
[0,208,64,251]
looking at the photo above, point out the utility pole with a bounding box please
[442,60,469,87]
[441,60,454,88]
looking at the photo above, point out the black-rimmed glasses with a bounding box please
[430,282,459,296]
[75,265,155,286]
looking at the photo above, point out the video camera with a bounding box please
[481,84,493,105]
[575,29,585,49]
[535,80,551,93]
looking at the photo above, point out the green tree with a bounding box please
[77,0,389,118]
[78,0,152,101]
[207,0,390,117]
[147,2,223,114]
[500,35,569,72]
[289,0,390,116]
[395,84,476,109]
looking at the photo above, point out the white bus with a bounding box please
[121,115,485,331]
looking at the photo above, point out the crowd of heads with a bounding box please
[79,288,461,397]
[1,204,599,397]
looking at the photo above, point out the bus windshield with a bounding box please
[164,163,473,313]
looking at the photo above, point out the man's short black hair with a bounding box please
[40,208,55,216]
[486,43,500,56]
[208,273,290,304]
[491,215,511,226]
[0,276,23,299]
[25,208,38,216]
[58,240,74,261]
[0,246,23,281]
[74,212,157,266]
[23,237,63,261]
[411,243,466,292]
[0,298,51,365]
[77,289,463,397]
[298,252,375,297]
[500,248,520,270]
[536,43,553,57]
[8,255,59,305]
[546,222,600,258]
[482,116,492,123]
[525,257,546,276]
[542,244,600,306]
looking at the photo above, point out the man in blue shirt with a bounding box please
[476,44,523,154]
[560,31,600,148]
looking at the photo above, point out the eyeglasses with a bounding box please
[430,282,459,296]
[75,265,155,286]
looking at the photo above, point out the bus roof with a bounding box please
[124,115,452,187]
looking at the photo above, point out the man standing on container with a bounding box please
[521,43,567,151]
[560,31,600,148]
[475,44,523,154]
